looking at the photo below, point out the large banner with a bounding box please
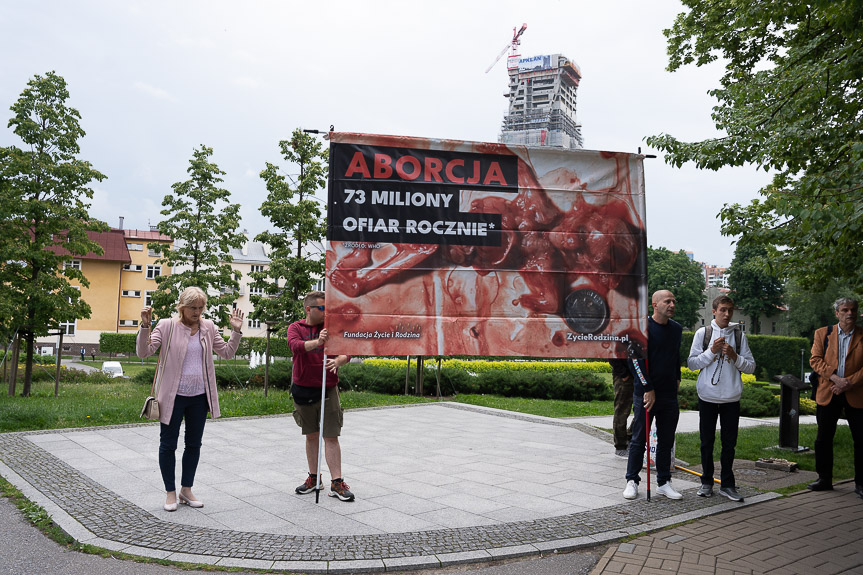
[324,132,648,359]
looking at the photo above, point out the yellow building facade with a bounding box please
[36,227,172,355]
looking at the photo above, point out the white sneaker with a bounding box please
[657,481,683,500]
[623,480,638,500]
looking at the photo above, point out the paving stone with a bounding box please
[0,404,836,572]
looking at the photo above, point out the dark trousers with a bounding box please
[815,393,863,484]
[699,399,740,488]
[613,375,634,450]
[626,393,679,486]
[159,393,208,492]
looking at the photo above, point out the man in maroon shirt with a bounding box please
[287,291,354,501]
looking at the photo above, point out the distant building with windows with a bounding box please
[36,222,172,355]
[703,264,729,288]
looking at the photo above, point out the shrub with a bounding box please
[245,361,292,390]
[799,397,817,416]
[342,360,611,401]
[677,381,779,417]
[339,363,406,395]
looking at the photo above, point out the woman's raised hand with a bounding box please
[230,308,245,332]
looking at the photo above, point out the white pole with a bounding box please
[315,353,328,503]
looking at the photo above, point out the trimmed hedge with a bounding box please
[131,362,293,390]
[681,332,809,381]
[99,332,137,355]
[340,359,611,401]
[677,381,779,417]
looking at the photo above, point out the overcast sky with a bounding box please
[0,0,771,268]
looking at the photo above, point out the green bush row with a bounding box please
[677,381,780,417]
[339,361,611,401]
[131,361,294,390]
[99,332,292,359]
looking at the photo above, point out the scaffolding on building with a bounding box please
[499,54,584,149]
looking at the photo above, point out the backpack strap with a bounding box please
[702,326,713,352]
[703,324,743,354]
[733,324,742,355]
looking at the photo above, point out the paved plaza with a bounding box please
[0,402,781,572]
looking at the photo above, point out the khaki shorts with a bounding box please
[292,387,343,437]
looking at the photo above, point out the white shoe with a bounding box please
[623,480,638,500]
[657,481,683,499]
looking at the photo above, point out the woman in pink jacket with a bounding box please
[137,287,244,512]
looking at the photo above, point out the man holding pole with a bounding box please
[287,291,354,501]
[623,290,683,500]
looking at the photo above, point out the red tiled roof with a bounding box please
[46,229,132,262]
[122,228,172,241]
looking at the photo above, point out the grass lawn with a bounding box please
[0,379,440,433]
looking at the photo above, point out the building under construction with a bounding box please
[499,54,584,149]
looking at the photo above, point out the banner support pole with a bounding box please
[315,353,328,504]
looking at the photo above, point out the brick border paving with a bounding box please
[590,482,863,575]
[0,404,780,572]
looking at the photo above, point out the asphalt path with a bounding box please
[0,495,601,575]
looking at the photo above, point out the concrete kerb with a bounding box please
[0,404,790,573]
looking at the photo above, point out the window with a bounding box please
[772,321,777,334]
[251,264,265,273]
[146,265,161,279]
[63,259,81,270]
[121,290,141,297]
[59,287,79,335]
[314,278,325,291]
[249,286,265,296]
[145,291,154,306]
[148,248,159,257]
[248,318,261,329]
[59,320,76,336]
[123,264,143,272]
[119,319,139,327]
[127,243,143,251]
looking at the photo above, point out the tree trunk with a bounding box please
[22,330,34,397]
[8,337,21,397]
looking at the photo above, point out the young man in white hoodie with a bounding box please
[688,295,756,502]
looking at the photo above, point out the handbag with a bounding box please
[140,320,175,420]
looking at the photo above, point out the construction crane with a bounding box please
[485,23,527,74]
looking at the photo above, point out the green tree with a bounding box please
[646,1,863,291]
[784,278,857,342]
[149,145,244,327]
[250,129,328,328]
[0,72,106,395]
[727,242,784,335]
[647,246,706,329]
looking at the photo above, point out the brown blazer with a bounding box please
[810,324,863,408]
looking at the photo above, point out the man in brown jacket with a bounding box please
[809,297,863,499]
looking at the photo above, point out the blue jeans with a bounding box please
[159,393,208,492]
[699,399,740,488]
[626,393,679,486]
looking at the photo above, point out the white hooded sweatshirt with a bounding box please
[687,320,756,403]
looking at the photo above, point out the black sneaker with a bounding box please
[295,473,318,495]
[719,486,744,502]
[329,478,355,501]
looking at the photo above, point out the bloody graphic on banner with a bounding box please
[324,132,648,359]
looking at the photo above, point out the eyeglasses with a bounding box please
[313,305,325,311]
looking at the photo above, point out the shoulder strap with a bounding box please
[151,320,175,396]
[702,326,713,351]
[733,325,742,354]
